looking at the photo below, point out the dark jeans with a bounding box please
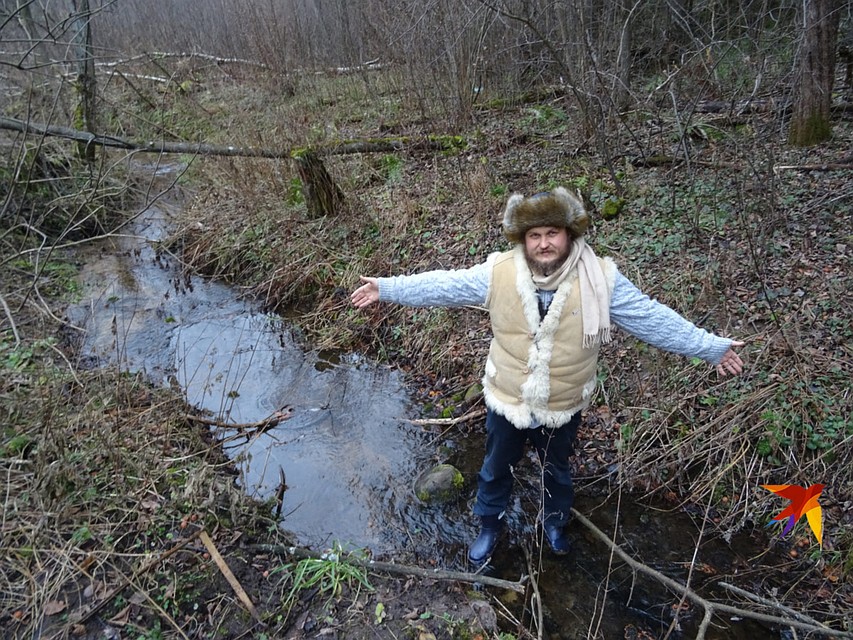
[473,409,580,527]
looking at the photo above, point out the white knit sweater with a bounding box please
[376,252,732,366]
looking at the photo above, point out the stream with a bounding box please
[66,172,785,639]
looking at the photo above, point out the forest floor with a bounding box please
[2,69,852,639]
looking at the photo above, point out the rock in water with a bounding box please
[414,464,464,504]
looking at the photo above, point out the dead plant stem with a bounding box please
[663,478,715,640]
[0,293,20,347]
[523,548,544,640]
[69,528,203,629]
[588,481,623,640]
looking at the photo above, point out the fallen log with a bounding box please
[96,51,271,70]
[0,116,292,158]
[0,116,461,160]
[0,117,464,217]
[1,116,469,223]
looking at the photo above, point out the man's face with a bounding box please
[524,226,571,275]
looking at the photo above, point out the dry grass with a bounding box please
[0,355,283,636]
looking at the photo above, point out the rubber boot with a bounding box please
[468,514,503,564]
[543,522,571,555]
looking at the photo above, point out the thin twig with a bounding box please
[70,529,203,627]
[718,582,828,628]
[663,478,715,639]
[523,548,544,640]
[47,341,83,388]
[0,293,20,347]
[184,407,293,431]
[200,531,263,625]
[408,407,486,426]
[773,163,853,172]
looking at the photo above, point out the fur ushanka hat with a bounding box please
[501,187,590,243]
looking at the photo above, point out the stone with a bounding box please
[414,464,464,505]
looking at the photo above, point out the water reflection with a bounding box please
[66,198,453,556]
[173,311,440,551]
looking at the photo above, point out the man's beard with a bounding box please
[525,245,571,276]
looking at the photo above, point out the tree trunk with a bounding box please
[788,0,841,146]
[72,0,97,161]
[293,150,345,218]
[614,0,633,110]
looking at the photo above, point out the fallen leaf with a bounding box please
[140,499,160,511]
[43,600,67,615]
[108,605,130,625]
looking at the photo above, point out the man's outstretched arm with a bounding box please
[610,271,745,377]
[350,260,492,309]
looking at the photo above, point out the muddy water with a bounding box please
[68,177,782,639]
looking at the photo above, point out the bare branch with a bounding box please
[0,293,21,347]
[571,509,853,639]
[247,542,527,594]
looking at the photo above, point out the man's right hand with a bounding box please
[351,276,380,308]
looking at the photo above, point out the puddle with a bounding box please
[67,172,783,639]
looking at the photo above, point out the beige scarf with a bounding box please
[530,237,612,348]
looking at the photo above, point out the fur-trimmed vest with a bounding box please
[482,247,617,429]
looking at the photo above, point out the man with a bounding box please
[351,187,744,564]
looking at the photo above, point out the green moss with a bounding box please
[428,134,467,153]
[2,434,34,457]
[601,197,626,220]
[788,113,832,146]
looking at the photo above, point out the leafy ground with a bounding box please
[2,64,852,639]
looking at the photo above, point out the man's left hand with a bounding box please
[716,341,745,377]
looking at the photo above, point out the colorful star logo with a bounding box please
[762,483,825,546]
